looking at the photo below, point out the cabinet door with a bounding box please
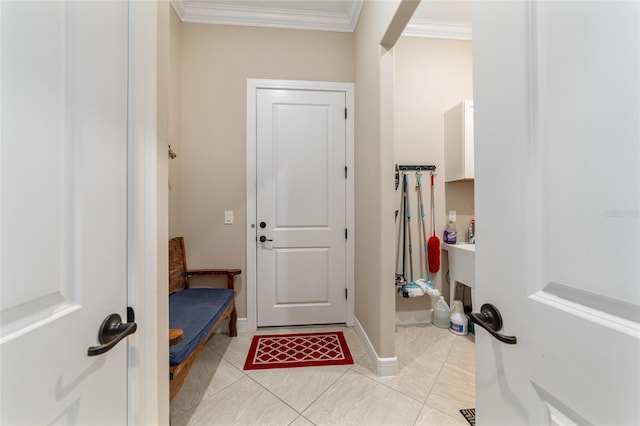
[444,100,474,182]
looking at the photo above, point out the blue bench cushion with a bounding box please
[169,288,234,366]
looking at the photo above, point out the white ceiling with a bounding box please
[171,0,472,40]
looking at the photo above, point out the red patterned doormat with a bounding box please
[243,331,354,370]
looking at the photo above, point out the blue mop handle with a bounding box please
[416,174,426,219]
[404,174,411,221]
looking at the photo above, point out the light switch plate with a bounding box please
[224,210,233,225]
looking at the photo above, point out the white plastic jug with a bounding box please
[433,296,451,329]
[449,300,468,336]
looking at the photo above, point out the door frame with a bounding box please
[245,79,354,332]
[127,1,161,424]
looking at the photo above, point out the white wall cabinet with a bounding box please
[444,100,474,181]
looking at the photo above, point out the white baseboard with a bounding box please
[237,317,247,333]
[353,317,397,377]
[395,309,433,326]
[216,317,248,334]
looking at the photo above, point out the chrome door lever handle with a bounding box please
[470,303,517,345]
[87,311,137,356]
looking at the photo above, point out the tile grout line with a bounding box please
[416,334,474,425]
[350,328,452,405]
[347,356,429,425]
[170,340,248,423]
[422,403,468,426]
[422,331,458,402]
[244,373,304,417]
[288,413,317,426]
[294,365,354,418]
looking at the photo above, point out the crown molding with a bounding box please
[171,0,363,33]
[171,0,186,19]
[403,19,472,40]
[170,0,471,39]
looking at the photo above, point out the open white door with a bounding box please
[473,1,639,424]
[1,2,133,424]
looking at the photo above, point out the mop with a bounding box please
[401,173,424,298]
[414,172,440,298]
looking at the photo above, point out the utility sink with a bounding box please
[442,243,475,307]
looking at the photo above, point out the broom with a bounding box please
[428,172,441,273]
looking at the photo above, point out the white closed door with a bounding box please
[473,1,639,424]
[1,1,130,424]
[256,88,347,327]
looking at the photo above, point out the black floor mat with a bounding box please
[459,408,475,426]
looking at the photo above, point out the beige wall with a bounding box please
[353,0,406,359]
[394,36,474,307]
[169,22,354,318]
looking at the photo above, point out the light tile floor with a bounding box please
[170,324,475,426]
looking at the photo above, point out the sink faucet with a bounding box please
[467,220,475,244]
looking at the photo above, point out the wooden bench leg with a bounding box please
[226,274,234,290]
[229,305,238,337]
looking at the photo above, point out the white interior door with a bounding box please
[473,1,639,424]
[256,88,347,327]
[1,2,131,424]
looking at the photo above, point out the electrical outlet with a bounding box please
[224,210,233,225]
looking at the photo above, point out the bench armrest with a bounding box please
[169,329,183,346]
[185,269,241,289]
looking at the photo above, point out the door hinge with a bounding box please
[345,228,348,240]
[344,166,348,179]
[345,288,348,299]
[345,108,347,120]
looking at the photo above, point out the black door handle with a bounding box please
[469,303,517,345]
[259,235,273,243]
[87,310,137,356]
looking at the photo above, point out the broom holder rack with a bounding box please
[395,165,436,190]
[397,165,436,171]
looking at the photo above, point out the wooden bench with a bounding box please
[168,236,240,401]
